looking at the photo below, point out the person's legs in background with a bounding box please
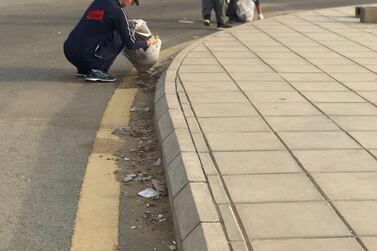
[202,0,214,26]
[254,0,264,20]
[215,0,232,28]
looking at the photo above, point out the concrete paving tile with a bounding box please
[218,58,264,65]
[294,149,377,172]
[186,51,213,58]
[230,242,248,251]
[162,129,196,165]
[313,173,377,200]
[238,82,295,92]
[179,72,232,82]
[192,133,209,153]
[252,238,364,251]
[236,202,351,239]
[335,201,377,235]
[281,73,334,82]
[205,41,241,47]
[199,117,270,132]
[246,91,307,103]
[365,64,377,72]
[266,116,339,132]
[256,103,321,116]
[218,205,243,241]
[271,64,322,73]
[179,65,224,73]
[353,58,377,65]
[350,131,377,149]
[184,81,238,92]
[209,46,249,52]
[318,65,369,73]
[343,82,377,91]
[182,223,230,251]
[279,132,360,150]
[214,151,301,174]
[199,152,217,175]
[206,132,284,151]
[224,64,274,73]
[302,91,365,103]
[213,51,257,59]
[332,116,377,131]
[168,153,206,197]
[358,91,377,103]
[182,57,218,65]
[330,73,377,82]
[291,81,348,91]
[174,183,220,239]
[316,103,377,115]
[263,58,309,65]
[232,73,284,81]
[192,103,258,117]
[372,150,377,158]
[298,52,344,58]
[224,173,322,203]
[307,57,354,65]
[361,237,377,251]
[188,91,248,104]
[256,52,302,59]
[208,175,229,204]
[250,46,291,52]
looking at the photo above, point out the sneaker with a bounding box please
[258,13,265,20]
[76,69,87,78]
[203,19,211,26]
[217,22,232,29]
[85,69,116,82]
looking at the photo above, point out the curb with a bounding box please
[154,36,233,251]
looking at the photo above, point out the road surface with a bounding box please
[0,0,376,250]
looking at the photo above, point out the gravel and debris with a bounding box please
[115,59,175,251]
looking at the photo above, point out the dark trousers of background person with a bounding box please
[202,0,228,25]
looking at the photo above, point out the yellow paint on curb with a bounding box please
[70,88,137,251]
[70,41,196,251]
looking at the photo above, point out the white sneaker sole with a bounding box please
[85,77,116,82]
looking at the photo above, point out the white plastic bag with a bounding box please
[123,19,161,72]
[236,0,255,22]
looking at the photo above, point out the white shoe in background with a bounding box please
[258,13,264,20]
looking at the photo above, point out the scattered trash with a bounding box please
[152,179,167,195]
[129,107,151,113]
[123,174,136,183]
[179,19,195,24]
[169,245,177,250]
[112,127,152,137]
[144,211,167,223]
[138,188,159,199]
[154,158,162,166]
[131,226,137,230]
[134,172,152,182]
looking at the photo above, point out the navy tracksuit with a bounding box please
[64,0,147,72]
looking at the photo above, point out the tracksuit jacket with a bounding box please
[64,0,146,72]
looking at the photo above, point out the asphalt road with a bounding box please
[0,0,376,250]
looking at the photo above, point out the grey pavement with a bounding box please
[1,0,377,250]
[159,5,377,251]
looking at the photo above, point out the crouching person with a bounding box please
[64,0,157,82]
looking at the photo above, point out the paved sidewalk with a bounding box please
[156,5,377,251]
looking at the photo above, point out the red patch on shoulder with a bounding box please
[87,10,104,21]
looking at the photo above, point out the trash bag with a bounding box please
[123,19,162,72]
[236,0,255,22]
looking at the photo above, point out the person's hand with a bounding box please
[146,34,158,47]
